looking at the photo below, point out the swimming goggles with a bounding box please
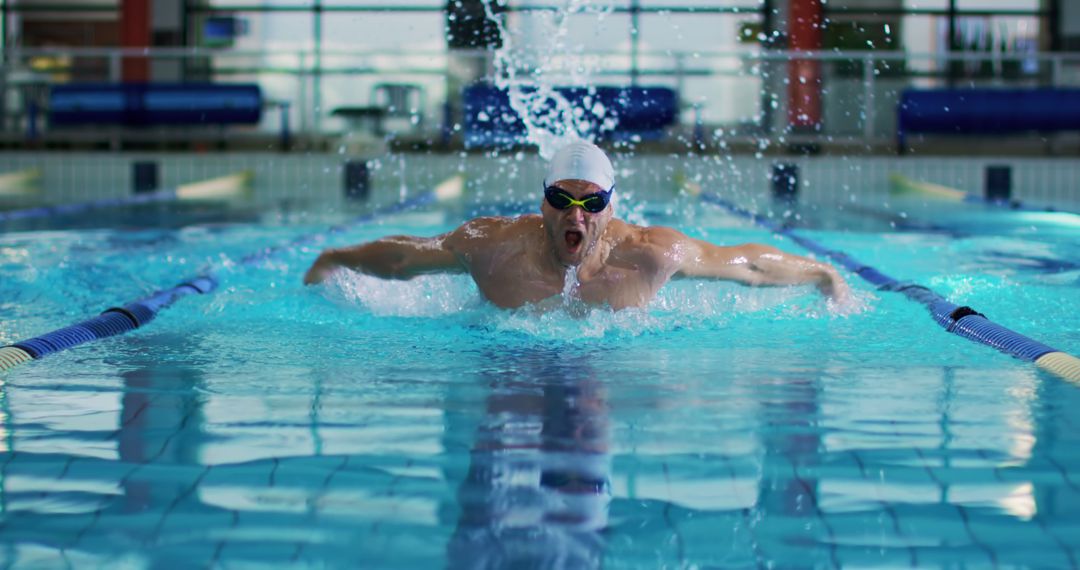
[541,470,610,494]
[543,184,613,214]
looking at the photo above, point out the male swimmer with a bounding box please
[304,141,850,310]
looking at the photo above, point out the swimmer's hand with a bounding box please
[303,250,339,285]
[817,267,852,304]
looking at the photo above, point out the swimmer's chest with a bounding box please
[469,248,661,309]
[575,264,662,309]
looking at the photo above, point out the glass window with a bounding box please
[902,15,938,68]
[321,13,445,51]
[195,12,315,51]
[511,0,631,7]
[680,64,763,125]
[321,0,443,5]
[956,0,1039,11]
[504,10,631,51]
[640,0,763,8]
[902,0,1041,12]
[503,11,632,71]
[903,0,949,9]
[948,15,1040,51]
[204,0,315,7]
[639,12,757,53]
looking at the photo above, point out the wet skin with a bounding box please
[303,180,851,310]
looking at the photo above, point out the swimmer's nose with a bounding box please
[565,205,586,222]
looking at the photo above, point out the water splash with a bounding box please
[481,0,617,159]
[562,265,580,302]
[326,272,481,318]
[322,271,868,342]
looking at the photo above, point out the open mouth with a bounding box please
[565,230,583,252]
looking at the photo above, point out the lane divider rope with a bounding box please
[701,192,1080,386]
[0,186,452,374]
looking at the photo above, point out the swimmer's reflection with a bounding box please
[447,353,611,570]
[116,354,206,515]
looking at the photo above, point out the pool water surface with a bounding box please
[1,191,1078,568]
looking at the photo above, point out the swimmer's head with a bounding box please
[540,141,615,267]
[544,140,615,192]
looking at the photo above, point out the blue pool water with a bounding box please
[1,185,1079,568]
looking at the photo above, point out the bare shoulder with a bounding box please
[610,220,688,250]
[444,215,538,253]
[609,221,695,267]
[641,224,691,247]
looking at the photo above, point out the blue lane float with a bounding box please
[8,278,214,361]
[76,311,141,339]
[0,185,453,373]
[701,192,1080,385]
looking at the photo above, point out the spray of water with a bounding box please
[558,265,574,297]
[308,2,873,333]
[480,0,618,159]
[321,269,869,342]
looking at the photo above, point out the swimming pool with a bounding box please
[1,156,1079,568]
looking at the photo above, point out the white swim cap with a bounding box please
[545,141,615,191]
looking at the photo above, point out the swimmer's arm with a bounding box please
[303,233,465,284]
[669,232,850,299]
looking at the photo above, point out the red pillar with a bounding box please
[787,0,823,130]
[121,0,151,81]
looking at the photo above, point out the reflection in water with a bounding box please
[758,377,821,517]
[117,361,206,516]
[448,353,611,569]
[0,337,213,567]
[754,374,828,566]
[1,378,9,516]
[6,335,1080,566]
[1032,373,1080,524]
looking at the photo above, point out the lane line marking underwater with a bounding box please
[0,170,254,224]
[700,192,1080,386]
[0,175,464,374]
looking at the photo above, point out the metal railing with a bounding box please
[2,46,1078,147]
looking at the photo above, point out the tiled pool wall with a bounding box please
[0,152,1077,212]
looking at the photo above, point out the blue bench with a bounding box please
[897,88,1080,152]
[463,83,678,147]
[49,83,262,127]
